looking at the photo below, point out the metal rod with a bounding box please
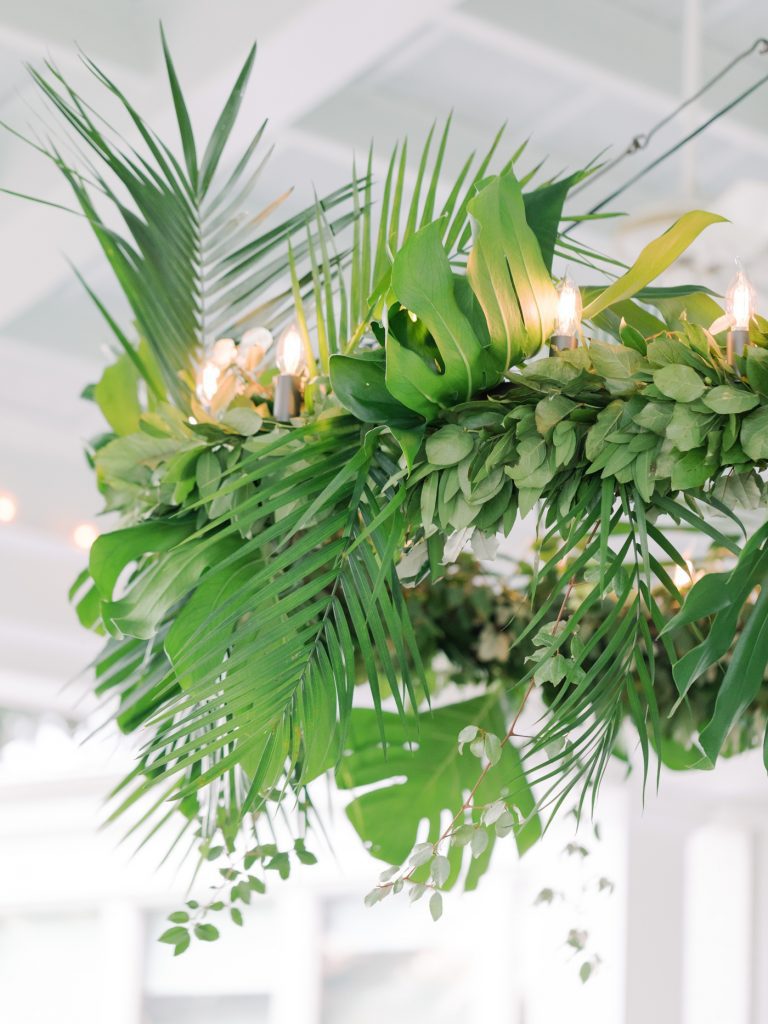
[549,334,577,354]
[727,329,750,364]
[583,69,768,218]
[570,36,768,200]
[273,375,301,421]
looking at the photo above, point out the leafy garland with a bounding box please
[10,34,768,949]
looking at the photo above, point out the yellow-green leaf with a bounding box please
[583,211,727,320]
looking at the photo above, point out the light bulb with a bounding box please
[197,361,221,404]
[726,262,756,331]
[672,556,695,591]
[555,275,582,337]
[211,337,237,368]
[276,324,306,377]
[0,492,17,524]
[72,523,99,551]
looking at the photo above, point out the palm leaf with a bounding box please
[24,39,361,404]
[86,422,424,840]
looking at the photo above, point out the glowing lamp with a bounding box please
[550,275,582,354]
[73,523,99,551]
[725,262,756,364]
[273,324,306,421]
[276,324,305,376]
[198,361,221,405]
[196,337,239,407]
[672,556,695,592]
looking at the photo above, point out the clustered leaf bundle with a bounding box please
[11,34,768,947]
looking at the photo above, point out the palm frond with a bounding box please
[24,38,361,404]
[84,421,423,839]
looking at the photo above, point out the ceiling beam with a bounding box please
[222,0,464,133]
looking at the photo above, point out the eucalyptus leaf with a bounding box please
[741,407,768,461]
[653,365,705,402]
[702,386,759,415]
[426,425,475,466]
[589,340,645,380]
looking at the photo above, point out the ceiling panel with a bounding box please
[365,26,591,137]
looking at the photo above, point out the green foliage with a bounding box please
[385,220,497,420]
[466,170,557,367]
[15,28,768,946]
[330,166,576,427]
[90,419,425,836]
[337,697,540,888]
[406,327,768,538]
[21,39,358,405]
[581,210,728,320]
[664,523,768,764]
[326,352,421,428]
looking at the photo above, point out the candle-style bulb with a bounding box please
[726,261,756,331]
[672,554,695,591]
[555,275,582,337]
[198,363,219,403]
[276,324,306,376]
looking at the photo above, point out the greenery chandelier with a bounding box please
[9,33,768,954]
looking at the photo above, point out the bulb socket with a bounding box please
[549,333,577,355]
[726,329,750,365]
[273,374,301,421]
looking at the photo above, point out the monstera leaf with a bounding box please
[337,697,541,890]
[385,222,497,420]
[329,351,423,428]
[466,169,557,370]
[370,169,558,422]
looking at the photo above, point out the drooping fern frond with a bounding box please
[516,480,746,826]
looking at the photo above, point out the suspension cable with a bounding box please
[569,36,768,216]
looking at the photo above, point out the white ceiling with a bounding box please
[0,0,767,704]
[1,0,766,347]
